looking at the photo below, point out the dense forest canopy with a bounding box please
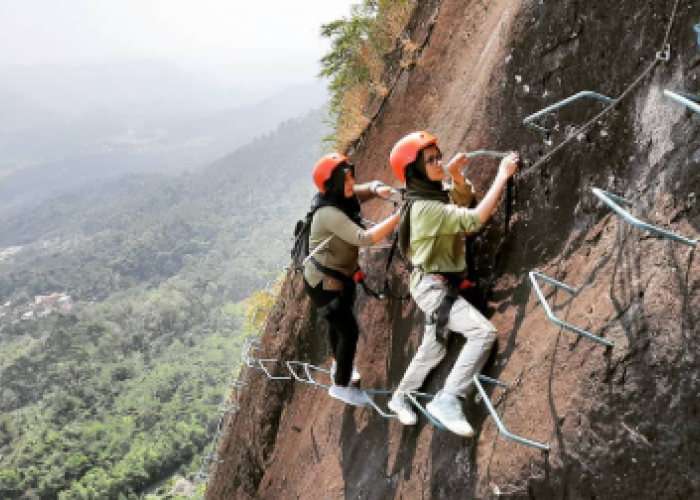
[0,108,327,499]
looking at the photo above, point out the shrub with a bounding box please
[320,0,417,151]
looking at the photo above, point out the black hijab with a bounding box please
[398,149,449,256]
[310,163,364,227]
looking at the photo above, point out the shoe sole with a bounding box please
[426,405,475,437]
[388,401,418,426]
[329,391,371,407]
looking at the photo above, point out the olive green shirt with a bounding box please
[409,180,481,289]
[303,182,382,289]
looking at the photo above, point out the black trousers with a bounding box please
[304,278,359,387]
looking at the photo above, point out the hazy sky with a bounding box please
[0,0,358,87]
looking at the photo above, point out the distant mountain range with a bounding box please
[0,60,328,215]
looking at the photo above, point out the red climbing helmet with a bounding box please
[389,131,439,183]
[313,153,350,193]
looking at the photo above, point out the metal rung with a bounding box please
[285,361,329,388]
[363,389,399,419]
[524,91,617,135]
[251,358,293,380]
[466,150,509,159]
[663,90,700,115]
[303,363,331,389]
[592,188,697,247]
[455,151,509,176]
[239,354,548,448]
[405,392,445,430]
[529,271,614,347]
[473,375,550,451]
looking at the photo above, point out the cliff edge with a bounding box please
[207,0,700,498]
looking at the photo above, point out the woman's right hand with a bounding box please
[498,152,520,179]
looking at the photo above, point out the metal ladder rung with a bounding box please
[473,375,550,451]
[592,188,697,247]
[466,150,509,159]
[663,89,700,115]
[405,392,445,430]
[524,91,617,135]
[529,271,614,347]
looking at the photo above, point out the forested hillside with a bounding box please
[0,108,327,499]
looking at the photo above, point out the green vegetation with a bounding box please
[0,109,326,498]
[319,0,416,150]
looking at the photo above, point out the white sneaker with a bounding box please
[388,392,418,425]
[330,360,361,383]
[328,385,372,407]
[426,392,474,437]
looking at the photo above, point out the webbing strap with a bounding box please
[431,285,459,343]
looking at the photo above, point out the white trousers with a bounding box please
[396,274,497,398]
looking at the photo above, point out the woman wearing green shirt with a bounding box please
[387,131,518,436]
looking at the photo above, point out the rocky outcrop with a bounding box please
[207,0,700,498]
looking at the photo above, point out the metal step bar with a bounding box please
[529,271,614,347]
[592,188,697,247]
[663,89,700,115]
[524,91,618,135]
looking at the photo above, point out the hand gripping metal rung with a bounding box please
[473,375,550,451]
[456,151,509,176]
[529,271,614,347]
[524,91,618,135]
[663,90,700,115]
[592,188,697,247]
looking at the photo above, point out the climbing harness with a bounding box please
[295,188,408,301]
[427,275,470,343]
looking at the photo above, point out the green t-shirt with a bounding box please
[408,181,481,289]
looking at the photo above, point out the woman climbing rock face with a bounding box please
[387,131,519,437]
[303,153,401,407]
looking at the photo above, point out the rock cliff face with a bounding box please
[207,0,700,498]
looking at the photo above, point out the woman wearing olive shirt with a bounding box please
[386,132,519,436]
[304,153,400,407]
